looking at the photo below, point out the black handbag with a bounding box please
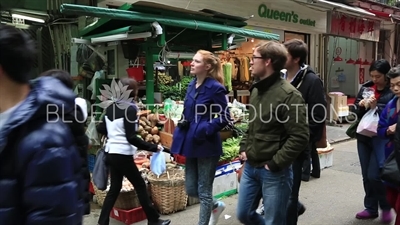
[381,151,400,186]
[345,120,360,138]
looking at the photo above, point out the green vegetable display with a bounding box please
[221,137,241,162]
[159,76,193,100]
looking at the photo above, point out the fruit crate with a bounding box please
[110,207,147,225]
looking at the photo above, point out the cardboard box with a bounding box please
[328,92,349,121]
[213,161,241,198]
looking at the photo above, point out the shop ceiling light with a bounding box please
[362,59,370,65]
[354,58,362,65]
[91,32,152,43]
[12,14,45,23]
[346,58,355,64]
[333,56,343,62]
[71,38,90,44]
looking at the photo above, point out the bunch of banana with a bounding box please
[157,71,173,85]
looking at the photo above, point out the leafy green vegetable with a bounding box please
[159,76,193,100]
[221,137,242,162]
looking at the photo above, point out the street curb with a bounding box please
[329,138,354,145]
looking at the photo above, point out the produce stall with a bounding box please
[88,100,249,223]
[60,2,279,223]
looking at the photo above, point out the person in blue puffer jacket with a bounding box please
[0,24,84,225]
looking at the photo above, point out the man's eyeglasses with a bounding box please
[252,56,264,61]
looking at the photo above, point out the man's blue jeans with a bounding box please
[237,162,293,225]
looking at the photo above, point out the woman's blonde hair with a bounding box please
[196,50,224,85]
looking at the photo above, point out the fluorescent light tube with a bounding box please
[166,52,195,59]
[12,14,45,23]
[71,38,90,44]
[91,32,152,43]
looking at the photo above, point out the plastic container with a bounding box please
[110,207,147,224]
[87,154,96,173]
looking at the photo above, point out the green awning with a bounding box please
[60,4,279,41]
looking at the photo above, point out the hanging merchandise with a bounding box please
[126,57,145,82]
[223,62,233,92]
[337,72,346,82]
[334,46,343,61]
[335,67,346,82]
[331,76,340,88]
[346,40,355,64]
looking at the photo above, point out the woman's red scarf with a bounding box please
[371,84,381,100]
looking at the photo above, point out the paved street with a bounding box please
[83,139,396,225]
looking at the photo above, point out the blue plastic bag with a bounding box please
[150,148,166,176]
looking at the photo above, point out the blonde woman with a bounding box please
[171,50,231,225]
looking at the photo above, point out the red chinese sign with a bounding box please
[330,12,380,42]
[359,67,365,84]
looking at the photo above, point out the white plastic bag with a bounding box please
[150,147,166,176]
[86,117,100,145]
[362,87,375,99]
[356,109,379,137]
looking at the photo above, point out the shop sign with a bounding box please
[329,12,380,42]
[359,68,365,84]
[258,4,316,27]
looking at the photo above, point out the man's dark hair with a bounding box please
[387,65,400,80]
[0,24,36,83]
[369,59,391,74]
[40,69,74,89]
[283,39,308,66]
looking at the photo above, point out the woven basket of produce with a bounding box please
[187,196,200,206]
[92,183,107,207]
[147,168,187,214]
[113,177,141,210]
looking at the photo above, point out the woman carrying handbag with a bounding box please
[352,59,393,222]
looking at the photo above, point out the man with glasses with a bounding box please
[236,41,309,225]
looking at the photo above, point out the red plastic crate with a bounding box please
[89,182,95,195]
[110,207,147,225]
[174,154,186,165]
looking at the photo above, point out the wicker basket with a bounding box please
[93,182,143,209]
[187,196,200,206]
[93,183,107,207]
[147,169,188,214]
[114,190,141,210]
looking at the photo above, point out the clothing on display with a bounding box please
[220,54,251,83]
[87,70,105,100]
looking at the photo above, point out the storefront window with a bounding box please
[326,36,375,97]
